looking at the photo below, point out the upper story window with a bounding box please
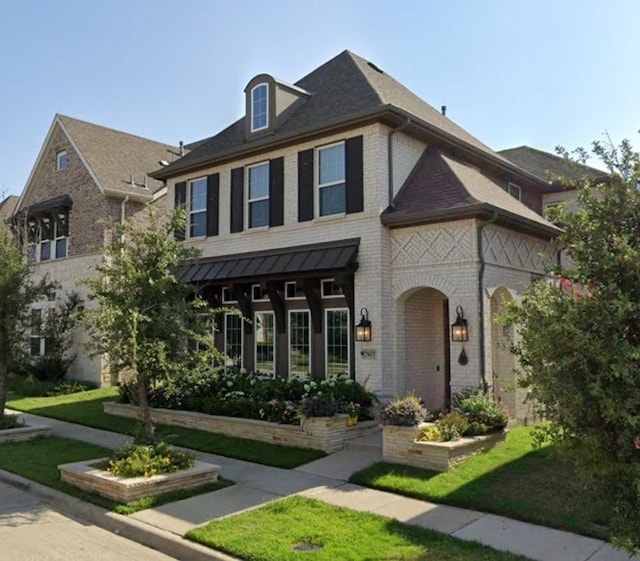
[56,150,67,171]
[321,279,344,298]
[317,142,346,217]
[247,162,270,229]
[507,182,522,201]
[188,177,207,238]
[27,210,69,263]
[251,83,269,132]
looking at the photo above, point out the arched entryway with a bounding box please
[402,287,450,413]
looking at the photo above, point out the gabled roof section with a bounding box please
[0,195,18,219]
[382,148,560,238]
[499,145,606,186]
[57,115,179,197]
[151,50,531,180]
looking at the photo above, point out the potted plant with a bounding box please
[381,392,428,426]
[343,402,361,426]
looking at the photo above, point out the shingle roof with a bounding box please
[498,145,606,185]
[153,50,521,179]
[57,115,179,196]
[382,147,560,237]
[0,195,18,219]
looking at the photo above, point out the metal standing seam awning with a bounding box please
[178,238,360,284]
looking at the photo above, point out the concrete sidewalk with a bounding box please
[5,410,639,561]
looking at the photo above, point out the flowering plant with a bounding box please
[342,401,361,417]
[381,392,428,426]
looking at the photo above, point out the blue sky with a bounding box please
[1,0,639,196]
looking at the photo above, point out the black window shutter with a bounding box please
[345,135,364,214]
[206,173,219,237]
[174,181,186,241]
[230,167,244,233]
[269,157,284,227]
[298,149,314,221]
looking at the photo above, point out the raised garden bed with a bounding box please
[382,423,506,472]
[0,423,51,443]
[59,457,220,503]
[104,402,377,453]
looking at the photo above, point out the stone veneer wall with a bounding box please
[382,423,506,471]
[104,402,376,453]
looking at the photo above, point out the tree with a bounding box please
[0,221,54,421]
[83,209,217,443]
[504,136,640,553]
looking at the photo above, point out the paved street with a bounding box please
[0,481,175,561]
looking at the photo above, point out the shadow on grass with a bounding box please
[8,391,325,469]
[350,432,610,540]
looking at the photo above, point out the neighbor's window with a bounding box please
[251,83,268,132]
[30,308,43,356]
[224,313,243,370]
[507,182,521,201]
[255,311,275,374]
[318,142,346,216]
[56,150,68,171]
[247,162,269,229]
[289,310,310,377]
[325,308,349,377]
[189,177,207,238]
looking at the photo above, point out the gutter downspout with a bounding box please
[477,211,498,393]
[388,118,412,207]
[121,196,130,224]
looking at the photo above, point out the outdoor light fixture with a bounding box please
[355,308,372,342]
[451,305,469,342]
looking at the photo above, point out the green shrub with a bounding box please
[453,390,508,434]
[108,441,195,478]
[381,393,428,426]
[0,415,24,430]
[417,424,443,442]
[437,411,469,441]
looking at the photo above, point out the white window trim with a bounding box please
[246,162,270,230]
[507,182,522,201]
[316,141,346,218]
[56,150,67,171]
[254,311,276,374]
[252,284,269,302]
[250,83,269,133]
[288,309,311,378]
[321,278,345,298]
[222,287,237,304]
[324,307,350,378]
[224,312,243,371]
[188,177,207,239]
[285,281,305,300]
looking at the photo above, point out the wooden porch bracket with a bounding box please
[231,283,253,334]
[262,280,286,334]
[301,278,322,334]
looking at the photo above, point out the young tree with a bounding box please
[84,209,216,443]
[0,220,54,421]
[505,136,640,553]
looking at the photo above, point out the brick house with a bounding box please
[13,114,179,385]
[150,50,562,420]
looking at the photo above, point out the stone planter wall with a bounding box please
[0,424,51,443]
[59,458,220,503]
[104,402,377,453]
[382,423,506,471]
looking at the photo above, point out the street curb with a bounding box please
[0,468,239,561]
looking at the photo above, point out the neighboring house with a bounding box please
[150,50,561,421]
[499,145,606,215]
[12,114,179,386]
[0,195,18,221]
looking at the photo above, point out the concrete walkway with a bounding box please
[4,410,639,561]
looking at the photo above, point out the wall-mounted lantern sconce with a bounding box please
[355,308,372,342]
[451,305,469,342]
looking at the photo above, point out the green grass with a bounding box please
[7,388,326,468]
[350,426,609,540]
[0,435,232,514]
[187,496,531,561]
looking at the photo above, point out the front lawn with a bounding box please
[187,496,532,561]
[7,388,325,469]
[0,436,232,514]
[350,426,608,540]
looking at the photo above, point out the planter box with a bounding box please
[59,458,220,503]
[104,402,377,453]
[0,423,51,443]
[382,423,506,472]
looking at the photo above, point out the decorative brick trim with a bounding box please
[392,273,458,301]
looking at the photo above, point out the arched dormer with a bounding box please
[244,74,310,139]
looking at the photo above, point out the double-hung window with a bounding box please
[30,309,43,356]
[224,313,243,370]
[318,142,346,217]
[55,211,69,258]
[189,178,207,238]
[247,163,269,229]
[251,84,268,132]
[255,311,275,374]
[56,150,67,171]
[39,217,53,261]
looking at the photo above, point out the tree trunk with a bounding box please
[136,373,155,444]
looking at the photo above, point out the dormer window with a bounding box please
[251,83,269,132]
